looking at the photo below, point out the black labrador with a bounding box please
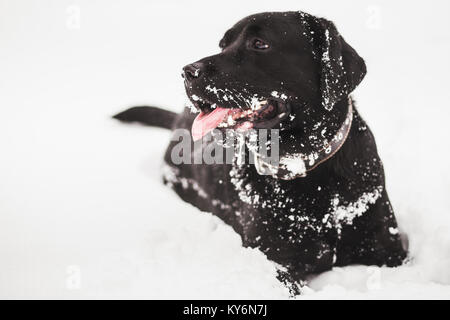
[114,11,407,294]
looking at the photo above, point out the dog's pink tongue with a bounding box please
[192,107,232,141]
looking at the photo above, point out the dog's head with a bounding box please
[183,11,366,167]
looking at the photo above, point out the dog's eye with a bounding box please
[252,39,269,50]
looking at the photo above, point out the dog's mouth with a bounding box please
[190,98,290,141]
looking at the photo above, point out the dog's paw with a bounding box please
[276,269,305,297]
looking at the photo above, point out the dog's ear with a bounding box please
[301,13,367,110]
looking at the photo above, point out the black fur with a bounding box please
[113,106,176,129]
[114,11,407,292]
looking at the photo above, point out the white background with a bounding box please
[1,0,450,299]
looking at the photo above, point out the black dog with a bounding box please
[114,11,407,293]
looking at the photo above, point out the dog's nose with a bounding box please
[182,63,203,81]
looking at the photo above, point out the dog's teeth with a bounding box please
[219,114,236,128]
[252,100,268,110]
[232,111,243,120]
[257,100,268,109]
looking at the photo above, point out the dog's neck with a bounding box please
[253,97,354,180]
[301,97,354,174]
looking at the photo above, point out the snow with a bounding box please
[1,0,450,299]
[279,154,307,177]
[330,186,383,229]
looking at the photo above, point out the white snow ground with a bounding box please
[1,0,450,299]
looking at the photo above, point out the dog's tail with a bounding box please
[112,106,176,130]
